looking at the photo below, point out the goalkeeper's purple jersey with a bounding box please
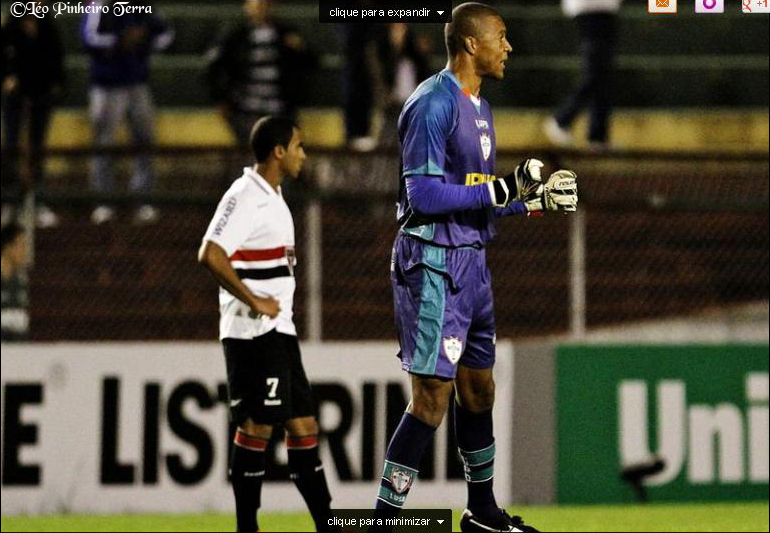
[397,69,497,248]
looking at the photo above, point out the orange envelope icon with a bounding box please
[656,0,669,6]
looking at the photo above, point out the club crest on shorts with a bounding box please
[479,133,491,161]
[443,336,463,365]
[390,468,414,494]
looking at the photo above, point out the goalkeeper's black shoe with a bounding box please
[459,508,540,533]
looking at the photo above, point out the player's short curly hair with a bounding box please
[444,2,503,56]
[250,116,298,163]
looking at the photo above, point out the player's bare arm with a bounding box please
[197,239,280,318]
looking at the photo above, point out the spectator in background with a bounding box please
[205,0,316,146]
[81,0,174,225]
[377,23,432,149]
[366,24,432,184]
[340,18,381,151]
[544,0,622,149]
[1,1,65,228]
[1,222,30,341]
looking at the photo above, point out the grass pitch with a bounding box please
[2,502,768,532]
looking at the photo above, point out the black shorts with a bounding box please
[222,330,316,426]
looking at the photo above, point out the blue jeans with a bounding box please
[89,84,155,194]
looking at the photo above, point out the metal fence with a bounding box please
[2,145,768,341]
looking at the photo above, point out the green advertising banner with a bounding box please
[556,345,769,504]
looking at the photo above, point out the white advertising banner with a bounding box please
[0,342,513,515]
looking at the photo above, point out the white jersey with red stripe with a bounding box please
[202,167,297,339]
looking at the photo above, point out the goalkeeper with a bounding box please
[371,3,577,533]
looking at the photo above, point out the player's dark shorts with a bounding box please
[222,330,316,426]
[391,232,496,379]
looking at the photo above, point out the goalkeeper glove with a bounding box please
[523,169,578,212]
[488,158,544,207]
[543,169,578,212]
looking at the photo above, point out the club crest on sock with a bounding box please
[390,468,414,494]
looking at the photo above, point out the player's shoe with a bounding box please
[132,204,160,225]
[91,205,115,225]
[459,508,540,533]
[543,117,573,147]
[36,205,60,229]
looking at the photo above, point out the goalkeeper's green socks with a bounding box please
[454,402,498,517]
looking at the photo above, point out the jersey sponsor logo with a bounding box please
[480,133,492,161]
[465,173,496,186]
[213,196,237,237]
[475,119,490,130]
[443,336,463,365]
[390,468,414,494]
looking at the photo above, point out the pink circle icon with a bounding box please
[697,0,724,12]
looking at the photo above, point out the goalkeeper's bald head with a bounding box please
[444,2,504,56]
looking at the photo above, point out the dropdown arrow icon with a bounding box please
[437,519,444,524]
[437,10,445,15]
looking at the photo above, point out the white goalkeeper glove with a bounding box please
[520,169,578,213]
[543,170,578,212]
[488,158,544,207]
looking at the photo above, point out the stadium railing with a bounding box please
[1,144,767,341]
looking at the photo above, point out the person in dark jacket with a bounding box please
[81,0,173,225]
[1,2,65,228]
[205,0,316,145]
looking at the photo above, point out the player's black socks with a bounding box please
[287,434,336,532]
[231,430,268,533]
[374,412,436,520]
[454,402,498,517]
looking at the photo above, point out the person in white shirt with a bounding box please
[544,0,623,149]
[199,116,338,533]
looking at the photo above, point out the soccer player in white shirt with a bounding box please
[199,116,338,533]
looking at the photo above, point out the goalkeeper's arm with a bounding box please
[494,202,529,217]
[405,158,575,217]
[405,169,536,217]
[405,175,494,216]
